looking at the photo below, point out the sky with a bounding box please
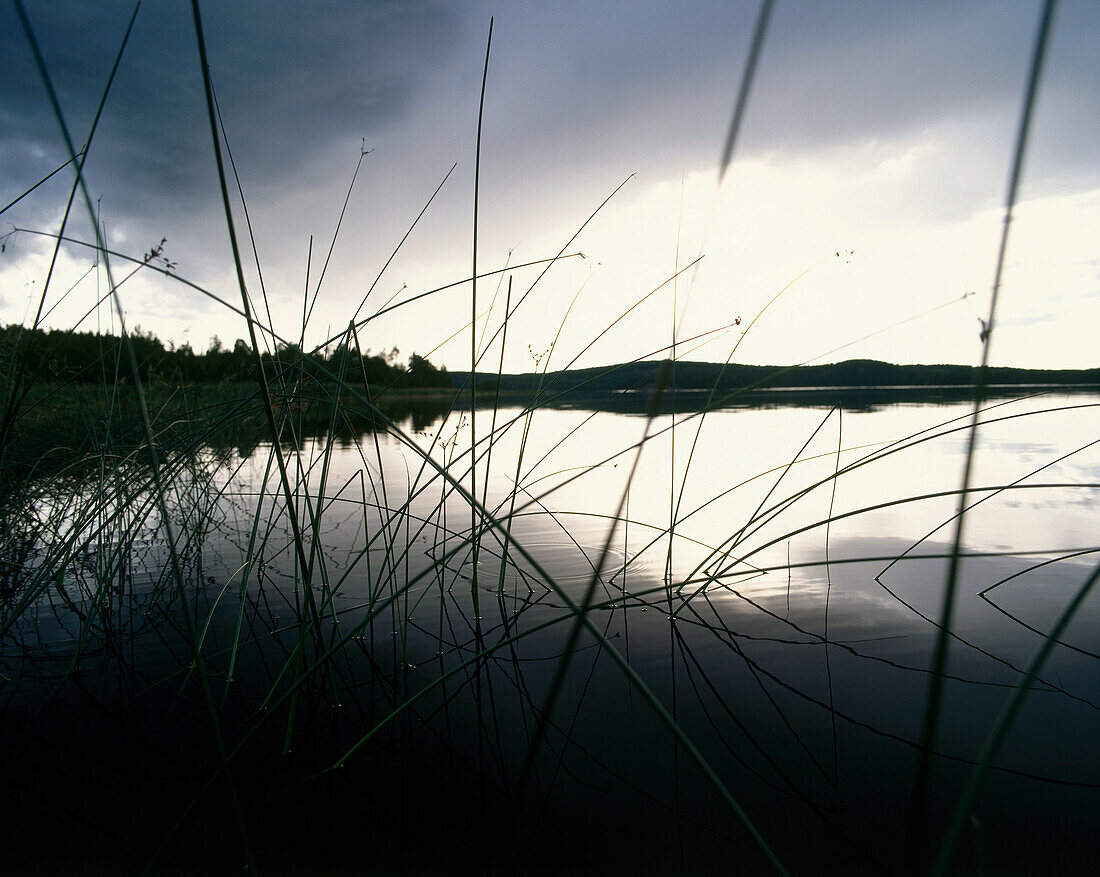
[2,0,1098,372]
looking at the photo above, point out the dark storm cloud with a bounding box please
[3,0,1097,344]
[366,0,1096,252]
[6,0,1096,233]
[476,0,1099,181]
[750,1,1099,164]
[2,1,465,222]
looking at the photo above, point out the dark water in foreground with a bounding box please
[2,392,1098,875]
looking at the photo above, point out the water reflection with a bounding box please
[2,391,1098,874]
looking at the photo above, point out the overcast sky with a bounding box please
[2,1,1097,371]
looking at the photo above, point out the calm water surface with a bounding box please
[3,391,1098,875]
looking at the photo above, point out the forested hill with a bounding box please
[0,324,453,389]
[455,359,1100,394]
[5,324,1096,394]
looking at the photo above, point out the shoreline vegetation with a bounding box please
[6,323,1097,397]
[456,357,1100,395]
[4,322,1097,481]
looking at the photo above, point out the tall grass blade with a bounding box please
[912,0,1060,851]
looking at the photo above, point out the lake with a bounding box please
[2,387,1098,875]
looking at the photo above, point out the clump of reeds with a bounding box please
[2,1,1095,875]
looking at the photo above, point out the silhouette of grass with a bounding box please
[2,1,1096,875]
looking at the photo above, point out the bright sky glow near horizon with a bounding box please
[2,1,1098,373]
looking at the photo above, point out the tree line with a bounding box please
[0,323,454,389]
[457,357,1100,394]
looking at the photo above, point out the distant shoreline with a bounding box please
[441,381,1099,416]
[451,358,1100,396]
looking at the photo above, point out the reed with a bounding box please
[2,1,1095,875]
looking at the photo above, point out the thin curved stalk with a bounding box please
[913,0,1060,846]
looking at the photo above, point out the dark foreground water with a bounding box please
[2,391,1098,875]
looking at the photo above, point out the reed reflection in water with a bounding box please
[2,391,1098,875]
